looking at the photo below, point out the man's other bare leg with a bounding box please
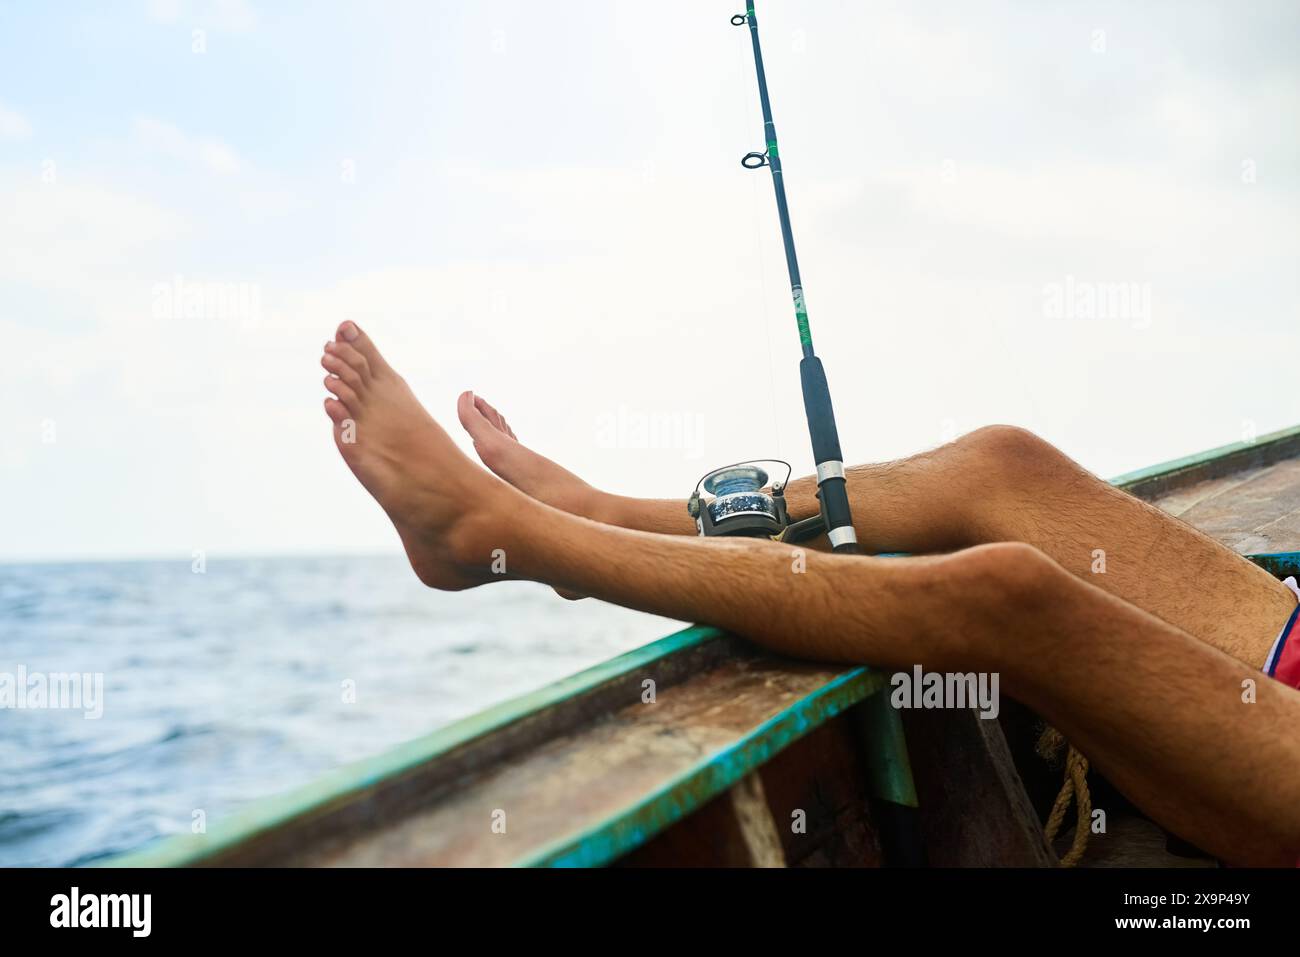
[462,401,1294,668]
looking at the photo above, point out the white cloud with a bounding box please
[208,0,259,32]
[145,0,183,22]
[133,115,244,175]
[196,140,242,175]
[0,170,188,286]
[146,0,259,32]
[0,101,32,140]
[877,160,1291,248]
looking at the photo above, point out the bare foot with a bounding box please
[456,392,609,521]
[320,321,506,591]
[457,393,606,601]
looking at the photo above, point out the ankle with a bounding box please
[584,489,625,527]
[445,483,521,576]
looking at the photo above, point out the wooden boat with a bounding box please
[108,424,1300,867]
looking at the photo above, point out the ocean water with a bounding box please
[0,556,681,867]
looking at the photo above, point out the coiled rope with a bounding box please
[1036,726,1091,867]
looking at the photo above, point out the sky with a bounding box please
[2,0,1298,563]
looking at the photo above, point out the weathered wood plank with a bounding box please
[1147,458,1300,554]
[758,717,887,866]
[727,774,787,867]
[1161,459,1300,553]
[613,786,769,867]
[109,625,743,867]
[1143,465,1272,519]
[900,707,1055,867]
[1075,814,1216,868]
[277,655,878,866]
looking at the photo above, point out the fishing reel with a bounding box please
[688,460,830,543]
[689,460,789,539]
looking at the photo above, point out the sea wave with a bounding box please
[0,555,678,866]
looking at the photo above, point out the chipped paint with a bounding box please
[520,668,889,867]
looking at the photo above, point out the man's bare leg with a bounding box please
[460,396,1295,668]
[323,325,1299,866]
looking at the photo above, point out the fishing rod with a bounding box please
[732,3,858,557]
[685,2,925,869]
[687,3,855,554]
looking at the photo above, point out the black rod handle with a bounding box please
[799,356,857,553]
[799,355,842,463]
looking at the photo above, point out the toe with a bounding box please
[323,396,351,425]
[471,395,516,439]
[321,351,366,390]
[324,340,371,382]
[336,321,389,373]
[324,374,361,410]
[457,391,509,451]
[473,394,510,435]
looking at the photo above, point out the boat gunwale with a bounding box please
[1111,423,1300,499]
[104,624,730,867]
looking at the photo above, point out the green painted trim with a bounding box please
[857,683,920,808]
[1248,552,1300,581]
[521,667,889,867]
[1110,423,1300,490]
[103,624,726,867]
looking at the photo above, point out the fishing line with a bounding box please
[735,17,785,462]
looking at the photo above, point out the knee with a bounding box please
[959,424,1062,472]
[952,425,1075,493]
[942,542,1068,643]
[960,540,1060,594]
[905,541,1073,671]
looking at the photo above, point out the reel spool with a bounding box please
[688,460,792,538]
